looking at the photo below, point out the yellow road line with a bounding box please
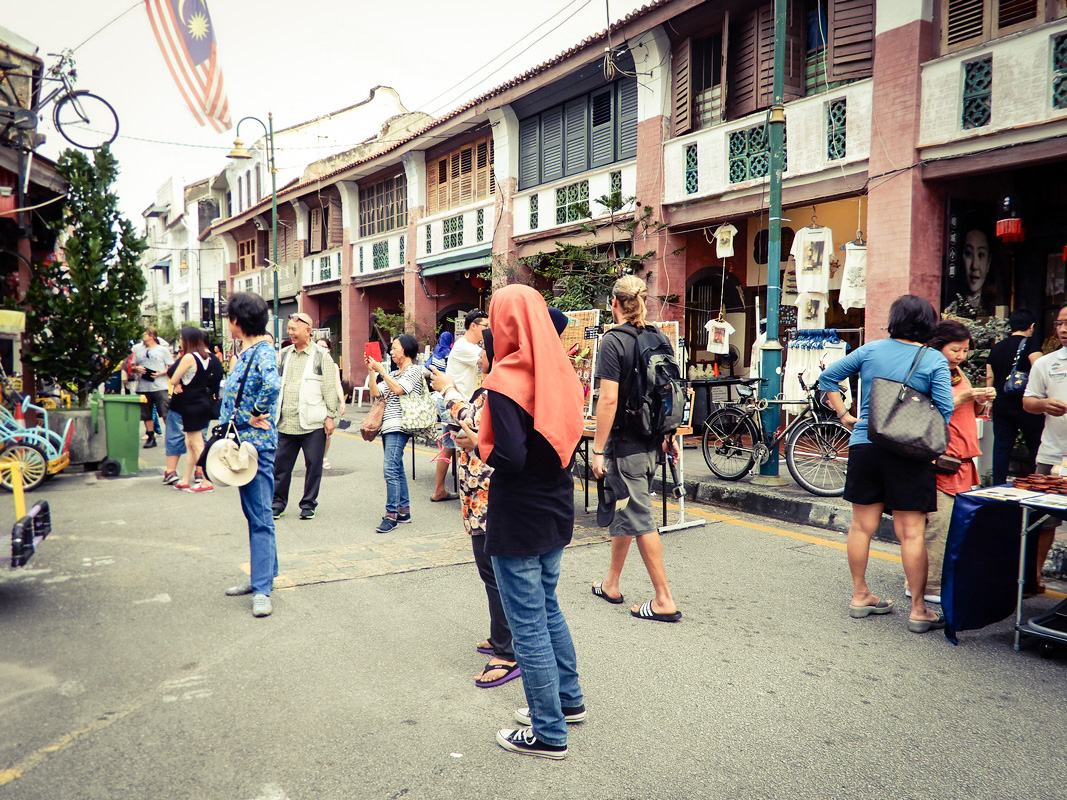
[0,709,132,786]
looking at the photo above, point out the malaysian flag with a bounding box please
[144,0,231,132]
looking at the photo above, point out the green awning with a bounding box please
[419,246,492,278]
[151,259,171,269]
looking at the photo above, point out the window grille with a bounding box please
[529,194,539,229]
[358,173,408,238]
[962,56,992,129]
[425,225,432,254]
[555,180,589,225]
[827,98,847,160]
[610,171,622,196]
[443,215,464,250]
[399,235,405,265]
[684,144,699,194]
[728,122,787,183]
[476,209,485,242]
[373,240,389,270]
[1054,33,1067,110]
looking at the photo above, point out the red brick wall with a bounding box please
[866,16,944,339]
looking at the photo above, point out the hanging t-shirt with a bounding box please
[795,292,827,329]
[704,319,736,355]
[790,226,835,294]
[714,223,738,259]
[839,242,867,312]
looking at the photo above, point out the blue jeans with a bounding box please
[492,548,583,746]
[382,431,410,513]
[239,447,277,595]
[164,410,186,456]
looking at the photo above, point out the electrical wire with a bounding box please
[72,1,142,52]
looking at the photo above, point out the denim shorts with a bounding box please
[164,410,186,456]
[436,393,454,450]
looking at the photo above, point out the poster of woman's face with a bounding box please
[942,200,995,319]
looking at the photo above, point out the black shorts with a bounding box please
[843,443,937,512]
[140,390,170,422]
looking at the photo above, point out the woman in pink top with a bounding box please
[909,320,996,603]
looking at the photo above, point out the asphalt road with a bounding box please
[2,427,1066,800]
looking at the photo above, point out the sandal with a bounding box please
[592,581,624,604]
[475,660,521,688]
[475,640,493,655]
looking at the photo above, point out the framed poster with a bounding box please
[942,198,997,319]
[562,309,601,417]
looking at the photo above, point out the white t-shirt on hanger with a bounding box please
[714,223,739,259]
[790,226,835,294]
[704,319,736,355]
[839,242,867,311]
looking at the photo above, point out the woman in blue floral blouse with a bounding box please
[219,293,282,617]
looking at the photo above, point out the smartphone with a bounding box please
[364,342,382,362]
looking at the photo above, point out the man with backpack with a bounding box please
[590,275,683,622]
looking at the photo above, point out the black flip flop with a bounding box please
[631,599,682,622]
[592,581,624,604]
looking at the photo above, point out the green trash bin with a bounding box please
[101,395,144,476]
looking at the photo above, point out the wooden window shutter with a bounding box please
[256,167,262,202]
[944,0,988,50]
[256,230,268,267]
[458,146,474,205]
[426,159,439,215]
[672,37,693,136]
[488,137,496,195]
[518,117,540,190]
[617,78,638,159]
[729,9,760,118]
[827,0,875,81]
[590,88,615,167]
[720,11,730,123]
[541,106,564,183]
[475,139,491,199]
[996,0,1041,33]
[563,97,588,176]
[328,196,342,247]
[309,207,322,254]
[756,0,803,107]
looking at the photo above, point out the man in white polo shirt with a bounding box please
[1021,302,1067,593]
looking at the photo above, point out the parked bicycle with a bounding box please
[701,375,850,496]
[0,48,118,150]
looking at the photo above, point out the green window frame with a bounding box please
[684,144,699,194]
[827,98,847,160]
[962,56,992,130]
[555,180,590,225]
[358,172,408,238]
[1054,33,1067,110]
[728,122,787,184]
[443,215,464,250]
[529,194,539,229]
[372,240,389,270]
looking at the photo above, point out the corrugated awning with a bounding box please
[418,245,492,278]
[151,259,171,269]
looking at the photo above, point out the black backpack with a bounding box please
[610,324,686,440]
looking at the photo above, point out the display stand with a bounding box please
[1016,495,1067,651]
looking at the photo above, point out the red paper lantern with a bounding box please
[996,217,1025,242]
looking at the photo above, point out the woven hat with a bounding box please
[204,439,259,487]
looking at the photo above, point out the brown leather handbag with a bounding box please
[360,396,386,442]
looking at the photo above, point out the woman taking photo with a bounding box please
[366,333,426,533]
[168,326,224,492]
[219,293,282,618]
[819,295,954,634]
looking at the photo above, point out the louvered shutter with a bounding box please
[488,137,496,195]
[729,9,760,118]
[309,207,322,254]
[672,38,693,136]
[828,0,874,81]
[996,0,1040,31]
[944,0,987,50]
[475,140,491,199]
[256,230,268,267]
[427,159,440,215]
[541,107,564,183]
[328,196,343,247]
[458,146,474,205]
[755,0,803,107]
[720,11,730,123]
[518,117,540,190]
[590,88,615,167]
[617,78,638,159]
[563,97,588,175]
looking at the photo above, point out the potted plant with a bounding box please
[23,146,147,466]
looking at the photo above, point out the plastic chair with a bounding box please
[351,375,371,408]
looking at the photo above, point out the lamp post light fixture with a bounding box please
[227,112,279,348]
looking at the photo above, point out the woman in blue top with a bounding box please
[819,295,954,634]
[218,292,282,618]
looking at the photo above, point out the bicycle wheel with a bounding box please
[53,90,118,149]
[0,442,48,491]
[785,419,851,497]
[701,408,758,480]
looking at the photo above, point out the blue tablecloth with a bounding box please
[942,490,1059,644]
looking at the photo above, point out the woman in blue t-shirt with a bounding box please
[819,295,954,634]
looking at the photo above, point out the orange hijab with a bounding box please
[480,285,584,468]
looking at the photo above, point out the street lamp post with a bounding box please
[227,112,279,348]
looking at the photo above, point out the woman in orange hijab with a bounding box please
[478,285,585,760]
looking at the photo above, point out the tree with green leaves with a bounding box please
[518,190,677,311]
[24,146,147,405]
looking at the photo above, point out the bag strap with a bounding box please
[231,343,261,417]
[897,346,929,401]
[1010,336,1028,371]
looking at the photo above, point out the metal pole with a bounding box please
[755,0,788,482]
[269,112,279,349]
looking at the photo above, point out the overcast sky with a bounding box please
[6,0,649,224]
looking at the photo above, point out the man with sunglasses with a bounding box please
[272,312,340,521]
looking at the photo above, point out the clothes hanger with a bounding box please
[839,230,866,250]
[808,206,821,229]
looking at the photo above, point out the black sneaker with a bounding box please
[514,704,586,727]
[496,728,567,760]
[272,507,285,520]
[143,436,157,449]
[396,512,411,523]
[376,517,398,533]
[299,508,316,520]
